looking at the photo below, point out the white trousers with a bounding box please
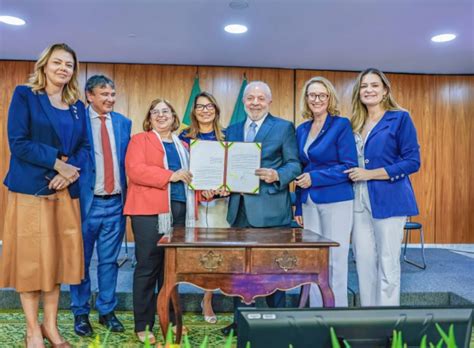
[196,198,230,228]
[352,208,406,306]
[302,198,353,307]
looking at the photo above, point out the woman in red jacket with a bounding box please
[124,98,194,344]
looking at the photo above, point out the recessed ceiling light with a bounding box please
[224,24,248,34]
[229,0,249,10]
[431,33,456,43]
[0,15,26,26]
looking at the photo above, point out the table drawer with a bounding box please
[176,248,246,273]
[251,248,326,274]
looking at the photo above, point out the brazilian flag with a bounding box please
[229,76,248,126]
[182,76,201,127]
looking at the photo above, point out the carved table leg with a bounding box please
[298,284,310,308]
[157,282,172,342]
[171,286,183,343]
[157,248,178,342]
[317,252,335,307]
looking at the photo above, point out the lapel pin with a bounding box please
[72,105,79,119]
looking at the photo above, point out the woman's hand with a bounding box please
[216,188,231,197]
[54,159,80,182]
[201,188,231,200]
[344,167,373,182]
[201,190,215,200]
[169,169,193,184]
[48,174,71,191]
[295,173,312,189]
[295,215,304,227]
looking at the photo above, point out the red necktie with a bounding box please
[99,116,114,194]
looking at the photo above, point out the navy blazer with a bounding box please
[295,115,358,216]
[79,108,131,221]
[361,110,420,218]
[225,114,301,227]
[3,85,89,198]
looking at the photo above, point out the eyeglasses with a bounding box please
[150,109,172,118]
[306,93,329,102]
[195,103,216,111]
[34,176,60,201]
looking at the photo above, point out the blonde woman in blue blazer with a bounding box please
[0,43,89,348]
[345,68,420,306]
[295,77,358,307]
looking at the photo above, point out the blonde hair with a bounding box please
[26,43,81,105]
[351,68,405,133]
[300,77,340,119]
[183,91,225,141]
[143,98,180,132]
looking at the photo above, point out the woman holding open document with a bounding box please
[294,76,358,308]
[179,91,228,324]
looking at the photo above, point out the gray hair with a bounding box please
[85,75,115,94]
[243,81,272,100]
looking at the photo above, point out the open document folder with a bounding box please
[189,139,261,194]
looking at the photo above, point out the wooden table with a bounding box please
[157,227,339,342]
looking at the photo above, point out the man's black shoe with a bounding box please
[74,314,93,337]
[98,311,125,332]
[221,322,238,336]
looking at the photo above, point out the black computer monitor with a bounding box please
[236,307,473,348]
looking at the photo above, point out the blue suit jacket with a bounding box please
[225,114,301,227]
[3,85,89,198]
[295,115,358,216]
[363,110,420,218]
[79,108,131,221]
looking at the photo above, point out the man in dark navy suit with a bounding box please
[222,81,301,336]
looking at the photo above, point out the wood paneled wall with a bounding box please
[0,60,472,244]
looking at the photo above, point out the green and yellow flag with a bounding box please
[229,76,248,126]
[182,76,201,127]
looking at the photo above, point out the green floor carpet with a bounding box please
[0,310,235,347]
[1,310,473,347]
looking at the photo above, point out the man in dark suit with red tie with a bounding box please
[70,75,131,337]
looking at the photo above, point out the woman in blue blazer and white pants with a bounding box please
[345,68,420,306]
[295,77,358,307]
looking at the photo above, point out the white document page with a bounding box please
[225,142,261,194]
[189,140,225,190]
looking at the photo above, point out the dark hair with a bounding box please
[85,75,115,94]
[183,91,225,141]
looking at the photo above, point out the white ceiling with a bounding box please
[1,0,473,74]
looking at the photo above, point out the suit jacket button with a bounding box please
[90,186,94,190]
[364,159,369,164]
